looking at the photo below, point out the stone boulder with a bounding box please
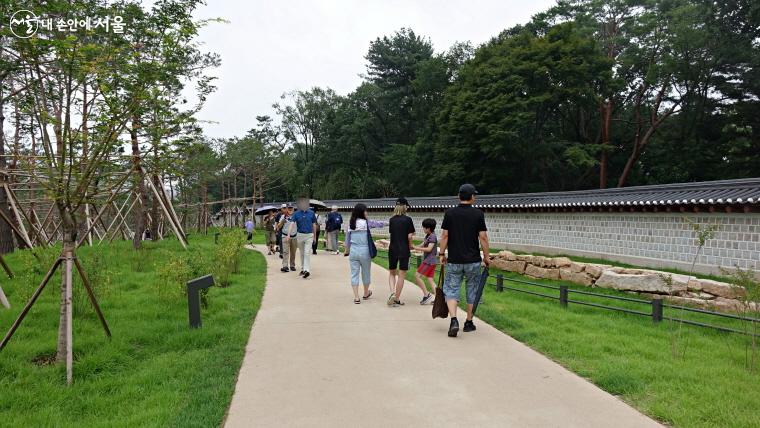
[687,278,746,300]
[551,257,573,268]
[486,258,526,274]
[503,260,527,274]
[515,254,533,263]
[559,268,594,286]
[490,258,511,272]
[375,239,390,250]
[497,250,516,261]
[525,264,560,280]
[568,262,586,273]
[664,295,711,308]
[595,270,687,294]
[710,297,745,312]
[584,264,611,279]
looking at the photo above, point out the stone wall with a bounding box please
[489,250,754,312]
[341,209,760,276]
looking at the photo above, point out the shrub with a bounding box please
[74,250,114,317]
[213,229,247,287]
[155,253,193,301]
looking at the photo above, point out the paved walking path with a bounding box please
[225,249,661,428]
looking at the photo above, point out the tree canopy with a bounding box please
[200,0,757,203]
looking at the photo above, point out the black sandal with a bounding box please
[362,290,373,300]
[354,299,361,304]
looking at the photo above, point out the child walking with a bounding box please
[413,218,437,305]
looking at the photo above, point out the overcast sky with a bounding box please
[190,0,557,138]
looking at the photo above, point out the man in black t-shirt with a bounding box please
[387,197,415,306]
[439,184,490,337]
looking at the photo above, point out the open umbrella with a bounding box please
[255,205,279,215]
[309,199,327,209]
[471,267,490,315]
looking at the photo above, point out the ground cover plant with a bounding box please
[0,233,265,427]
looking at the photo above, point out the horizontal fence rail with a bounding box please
[370,249,760,338]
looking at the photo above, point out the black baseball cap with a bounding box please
[396,197,410,207]
[458,184,478,195]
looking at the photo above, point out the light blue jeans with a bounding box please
[348,230,372,286]
[349,253,372,286]
[443,262,481,304]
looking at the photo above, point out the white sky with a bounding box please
[190,0,557,138]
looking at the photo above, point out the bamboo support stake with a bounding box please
[73,257,111,338]
[4,184,34,247]
[0,285,9,309]
[145,174,187,249]
[0,258,62,351]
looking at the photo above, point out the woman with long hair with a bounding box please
[387,197,417,306]
[344,203,388,304]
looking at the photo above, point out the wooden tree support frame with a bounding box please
[0,257,11,309]
[142,168,188,249]
[1,166,188,250]
[0,193,34,249]
[0,249,111,385]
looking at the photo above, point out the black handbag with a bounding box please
[432,264,448,319]
[367,228,377,259]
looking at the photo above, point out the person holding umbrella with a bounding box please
[438,184,490,337]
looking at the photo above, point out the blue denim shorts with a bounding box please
[443,262,481,304]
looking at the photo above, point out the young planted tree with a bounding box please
[0,0,213,384]
[123,0,218,248]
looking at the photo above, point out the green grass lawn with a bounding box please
[373,249,760,428]
[0,233,265,427]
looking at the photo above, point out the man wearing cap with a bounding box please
[439,184,490,337]
[274,204,287,257]
[325,205,343,255]
[278,205,297,272]
[286,197,318,279]
[387,197,418,306]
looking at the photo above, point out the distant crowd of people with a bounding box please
[257,183,490,338]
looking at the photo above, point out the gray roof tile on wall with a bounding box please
[316,178,760,210]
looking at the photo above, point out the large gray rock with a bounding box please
[584,264,611,279]
[596,270,687,294]
[559,268,594,286]
[687,278,746,299]
[492,258,527,274]
[515,254,533,263]
[665,295,710,308]
[503,260,527,274]
[568,262,586,273]
[552,257,572,268]
[710,297,745,312]
[525,264,560,280]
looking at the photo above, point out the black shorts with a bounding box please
[388,251,410,271]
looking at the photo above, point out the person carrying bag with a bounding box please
[432,264,448,319]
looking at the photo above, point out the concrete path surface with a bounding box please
[225,249,661,428]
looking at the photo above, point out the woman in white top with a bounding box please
[344,203,388,304]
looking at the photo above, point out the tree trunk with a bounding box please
[150,174,160,239]
[0,82,16,254]
[131,116,148,249]
[598,100,612,189]
[149,143,160,239]
[55,208,77,365]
